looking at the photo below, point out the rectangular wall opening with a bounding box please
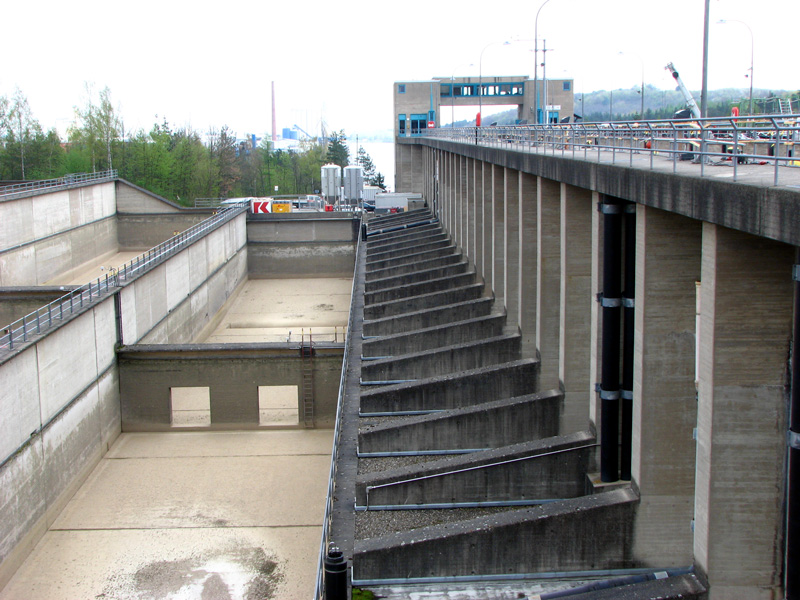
[258,385,299,426]
[170,386,211,427]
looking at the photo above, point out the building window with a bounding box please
[441,84,451,97]
[563,81,571,91]
[398,115,406,136]
[398,84,406,94]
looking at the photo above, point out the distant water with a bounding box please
[348,141,395,191]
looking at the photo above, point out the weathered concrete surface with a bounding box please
[357,390,563,453]
[360,333,521,381]
[363,283,485,320]
[0,430,332,600]
[116,213,209,248]
[365,244,458,271]
[362,313,507,355]
[356,431,594,507]
[118,345,343,430]
[353,488,639,581]
[362,297,495,337]
[359,359,540,414]
[0,288,77,329]
[248,242,355,278]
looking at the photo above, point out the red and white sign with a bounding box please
[427,121,435,129]
[251,200,271,213]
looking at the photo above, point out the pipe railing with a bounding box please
[0,204,246,354]
[0,170,118,199]
[423,114,800,185]
[363,443,598,510]
[314,221,363,600]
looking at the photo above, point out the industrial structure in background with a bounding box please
[393,75,575,138]
[322,164,365,209]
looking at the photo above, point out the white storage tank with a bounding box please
[343,166,364,204]
[321,164,341,200]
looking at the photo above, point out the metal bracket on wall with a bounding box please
[597,203,622,215]
[596,292,622,308]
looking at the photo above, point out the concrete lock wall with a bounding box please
[118,346,343,430]
[393,137,800,596]
[120,215,248,345]
[0,299,120,590]
[247,215,357,278]
[0,209,249,589]
[0,183,117,286]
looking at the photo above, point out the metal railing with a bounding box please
[423,114,800,186]
[0,204,247,354]
[314,223,362,600]
[363,443,598,510]
[0,170,118,199]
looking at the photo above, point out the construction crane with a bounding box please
[665,62,701,119]
[293,124,316,140]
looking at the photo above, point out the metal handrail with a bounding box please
[0,204,247,354]
[0,170,118,199]
[314,219,363,600]
[363,443,598,509]
[422,114,800,185]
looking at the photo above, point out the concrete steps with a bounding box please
[363,298,496,336]
[362,313,507,355]
[356,390,563,454]
[352,488,639,582]
[347,211,637,585]
[355,431,595,507]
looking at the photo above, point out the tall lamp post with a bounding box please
[479,41,510,126]
[717,19,754,115]
[534,0,554,124]
[618,51,645,119]
[451,63,474,127]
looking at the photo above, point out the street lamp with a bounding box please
[534,0,554,124]
[451,63,474,128]
[479,41,510,126]
[717,19,754,115]
[618,51,645,119]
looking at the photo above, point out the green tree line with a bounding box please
[0,87,385,205]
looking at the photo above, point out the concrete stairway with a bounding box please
[351,209,640,586]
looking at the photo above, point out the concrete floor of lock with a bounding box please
[1,272,351,599]
[0,430,334,600]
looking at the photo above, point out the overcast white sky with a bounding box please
[1,0,796,140]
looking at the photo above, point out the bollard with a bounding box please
[324,546,347,600]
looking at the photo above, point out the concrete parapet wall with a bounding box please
[357,389,562,453]
[356,430,594,506]
[352,487,638,581]
[118,344,343,430]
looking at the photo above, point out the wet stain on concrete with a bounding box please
[101,545,283,599]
